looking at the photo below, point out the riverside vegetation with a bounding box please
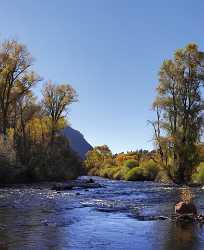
[0,40,203,185]
[0,39,83,184]
[85,44,204,185]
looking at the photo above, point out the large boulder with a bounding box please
[175,201,197,216]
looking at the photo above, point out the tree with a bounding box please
[15,92,40,163]
[0,39,40,135]
[0,38,83,183]
[152,43,204,183]
[42,81,78,148]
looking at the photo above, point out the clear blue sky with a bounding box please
[0,0,204,153]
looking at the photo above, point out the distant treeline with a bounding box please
[0,39,83,184]
[85,144,204,184]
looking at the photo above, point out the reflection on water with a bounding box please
[164,223,200,250]
[0,177,204,250]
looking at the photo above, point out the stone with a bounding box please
[175,201,197,216]
[86,178,94,184]
[51,181,102,191]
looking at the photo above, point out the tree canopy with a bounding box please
[152,43,204,183]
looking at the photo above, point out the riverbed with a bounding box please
[0,176,204,250]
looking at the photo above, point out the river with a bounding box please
[0,176,204,250]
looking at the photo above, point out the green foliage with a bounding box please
[125,167,144,181]
[192,162,204,184]
[85,147,161,181]
[125,160,159,181]
[154,170,172,183]
[152,43,204,183]
[140,160,159,180]
[27,136,83,181]
[99,166,119,179]
[112,169,123,180]
[123,159,139,169]
[0,159,26,184]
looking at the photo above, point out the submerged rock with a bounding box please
[85,178,94,184]
[52,184,73,191]
[197,214,204,223]
[51,181,102,191]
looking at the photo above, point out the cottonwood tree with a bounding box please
[0,39,40,135]
[152,43,204,183]
[42,81,78,148]
[15,93,40,163]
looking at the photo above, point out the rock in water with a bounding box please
[175,201,197,216]
[85,178,94,184]
[176,214,195,223]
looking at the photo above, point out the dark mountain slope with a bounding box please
[63,127,92,159]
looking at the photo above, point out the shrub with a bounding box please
[99,167,111,178]
[123,159,139,169]
[0,133,26,184]
[0,132,16,165]
[140,160,159,180]
[155,170,172,184]
[27,136,83,181]
[99,166,118,179]
[88,167,99,176]
[125,167,144,181]
[113,169,123,180]
[192,162,204,184]
[0,159,26,184]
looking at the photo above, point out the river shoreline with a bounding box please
[0,176,204,249]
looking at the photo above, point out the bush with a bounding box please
[0,133,27,184]
[192,162,204,184]
[27,136,83,181]
[0,132,16,165]
[99,166,119,179]
[113,169,123,180]
[155,170,172,184]
[0,159,26,184]
[125,160,159,181]
[123,159,139,169]
[88,167,99,176]
[125,167,144,181]
[140,160,159,180]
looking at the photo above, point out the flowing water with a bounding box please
[1,176,204,250]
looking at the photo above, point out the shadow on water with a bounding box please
[0,177,204,250]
